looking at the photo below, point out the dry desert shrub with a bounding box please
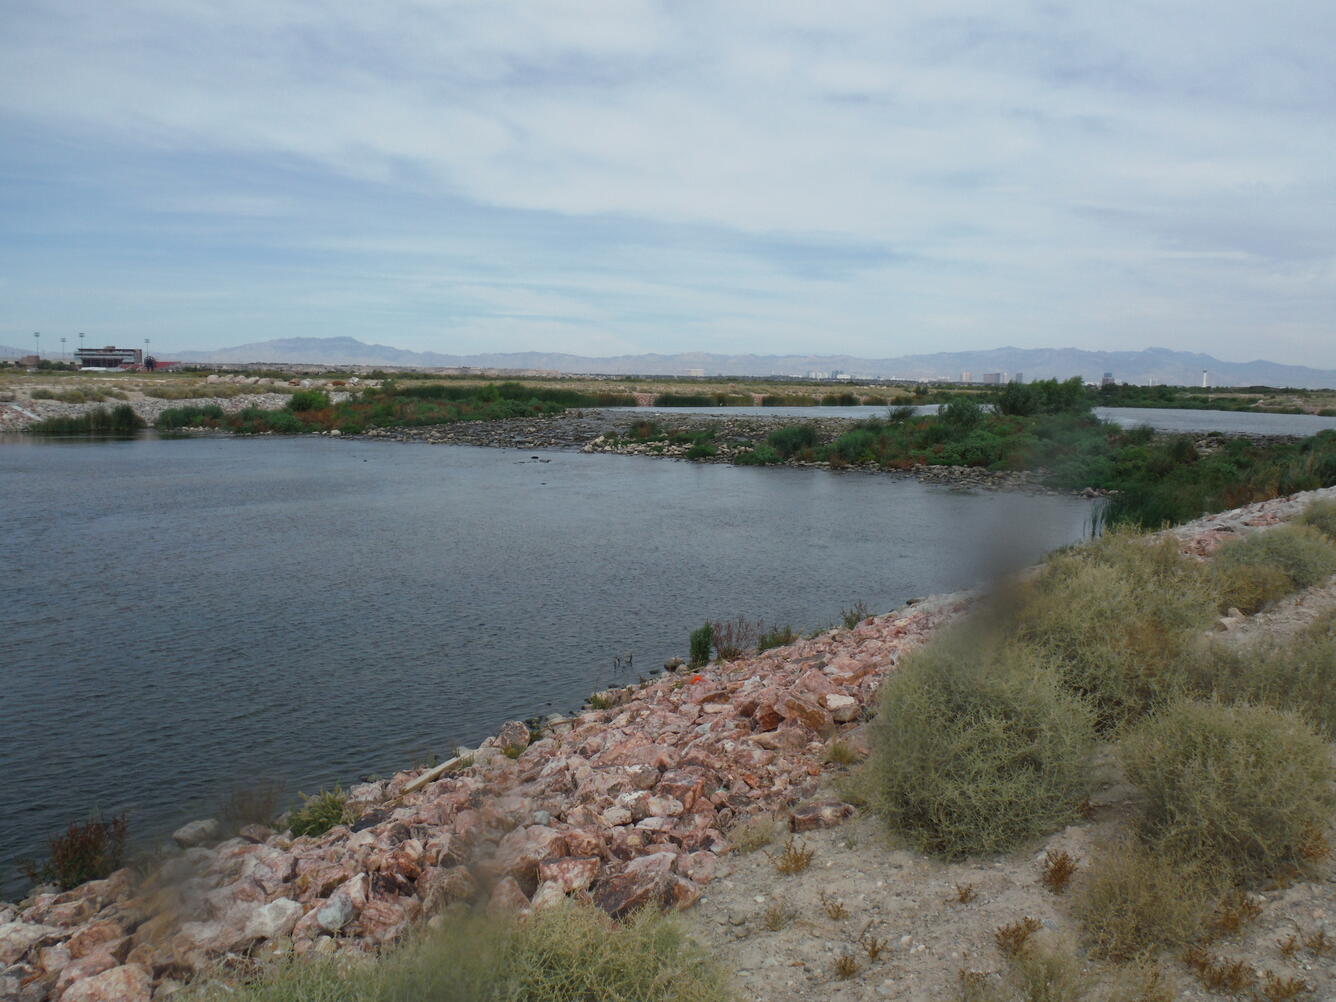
[727,815,777,854]
[1191,610,1336,739]
[1212,523,1336,599]
[1120,699,1336,884]
[866,626,1094,858]
[1039,850,1078,894]
[1011,529,1215,733]
[1075,839,1214,961]
[1296,497,1336,541]
[182,900,733,1002]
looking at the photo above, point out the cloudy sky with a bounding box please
[2,1,1334,364]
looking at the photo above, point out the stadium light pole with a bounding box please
[33,331,39,359]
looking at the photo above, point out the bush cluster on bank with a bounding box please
[861,502,1336,969]
[186,901,733,1002]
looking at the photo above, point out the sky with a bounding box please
[2,1,1335,365]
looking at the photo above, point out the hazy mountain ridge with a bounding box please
[165,337,1336,388]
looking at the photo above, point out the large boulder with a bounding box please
[172,818,220,849]
[60,963,152,1002]
[0,921,61,965]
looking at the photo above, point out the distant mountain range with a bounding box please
[10,336,1336,387]
[162,337,1336,388]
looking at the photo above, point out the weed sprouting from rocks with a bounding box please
[767,838,814,875]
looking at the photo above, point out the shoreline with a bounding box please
[5,487,1336,1001]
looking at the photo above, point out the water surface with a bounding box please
[1,436,1092,893]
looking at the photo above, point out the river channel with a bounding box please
[3,435,1096,894]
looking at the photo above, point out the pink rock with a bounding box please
[60,963,151,1002]
[790,800,855,832]
[656,769,708,810]
[675,851,719,885]
[36,942,71,974]
[774,691,834,735]
[497,720,531,755]
[487,876,531,915]
[418,865,478,910]
[0,921,63,965]
[53,949,118,998]
[352,898,417,945]
[537,856,601,893]
[65,919,127,961]
[485,825,567,893]
[560,828,606,857]
[665,875,701,909]
[530,881,568,910]
[824,693,860,722]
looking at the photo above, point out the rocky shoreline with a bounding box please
[5,487,1334,1001]
[359,411,1095,495]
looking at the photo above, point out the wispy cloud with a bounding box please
[1,0,1333,363]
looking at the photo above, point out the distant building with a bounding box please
[982,372,1004,385]
[1101,372,1115,387]
[960,371,973,383]
[1012,372,1023,384]
[685,368,705,377]
[76,345,143,369]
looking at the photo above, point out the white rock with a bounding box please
[0,921,62,965]
[243,898,304,942]
[172,818,220,849]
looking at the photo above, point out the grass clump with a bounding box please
[1296,497,1336,540]
[288,787,354,838]
[767,837,814,874]
[22,813,129,890]
[864,628,1095,858]
[756,624,796,651]
[1119,699,1336,884]
[1211,525,1336,608]
[1192,610,1336,738]
[1012,529,1216,733]
[186,900,732,1002]
[1075,839,1214,960]
[28,404,146,435]
[727,815,777,854]
[688,622,713,669]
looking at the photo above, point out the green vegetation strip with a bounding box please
[185,901,732,1002]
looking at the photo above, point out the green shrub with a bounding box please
[1209,560,1292,614]
[757,625,796,651]
[286,389,331,412]
[685,441,716,459]
[288,788,353,838]
[734,444,780,465]
[1012,529,1216,733]
[1075,839,1214,960]
[1296,498,1336,542]
[1211,525,1336,601]
[28,405,146,435]
[1119,699,1336,884]
[766,424,819,458]
[23,814,129,890]
[184,900,732,1002]
[865,629,1095,858]
[1191,611,1336,739]
[688,623,713,669]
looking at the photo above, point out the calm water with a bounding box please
[0,437,1094,894]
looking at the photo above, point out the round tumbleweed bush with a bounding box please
[1297,498,1336,542]
[1120,699,1336,884]
[1012,528,1216,734]
[1212,523,1336,596]
[866,628,1096,858]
